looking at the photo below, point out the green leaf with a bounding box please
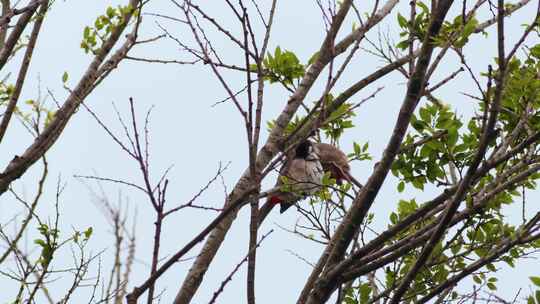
[486,263,496,272]
[419,107,431,122]
[397,181,405,193]
[359,283,371,304]
[95,18,104,30]
[106,6,115,18]
[45,111,55,127]
[411,177,424,190]
[531,44,540,59]
[62,71,69,83]
[390,212,398,224]
[502,256,515,267]
[84,227,93,239]
[397,13,408,28]
[262,47,305,85]
[417,1,429,13]
[275,46,282,59]
[83,26,90,39]
[249,64,258,72]
[354,142,361,154]
[450,243,461,255]
[396,40,409,50]
[34,239,46,247]
[530,276,540,287]
[362,142,369,151]
[447,126,458,144]
[344,297,356,304]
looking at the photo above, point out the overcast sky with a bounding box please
[1,0,539,303]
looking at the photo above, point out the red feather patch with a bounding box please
[269,196,283,204]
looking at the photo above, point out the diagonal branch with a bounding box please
[417,214,540,304]
[387,0,507,301]
[207,230,273,304]
[171,1,361,303]
[303,1,457,302]
[0,0,141,195]
[0,0,44,69]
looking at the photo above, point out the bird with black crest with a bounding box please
[258,139,357,224]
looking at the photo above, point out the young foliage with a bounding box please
[81,4,136,54]
[260,46,305,86]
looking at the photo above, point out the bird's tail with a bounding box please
[258,194,298,223]
[279,202,294,213]
[343,170,363,189]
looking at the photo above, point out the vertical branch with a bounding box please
[0,0,47,144]
[128,98,158,210]
[409,0,416,75]
[27,179,63,303]
[117,217,137,302]
[127,99,166,304]
[248,3,277,301]
[147,181,167,304]
[207,230,274,304]
[252,0,276,155]
[0,0,9,48]
[247,202,258,304]
[240,3,259,303]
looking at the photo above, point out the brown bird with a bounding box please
[313,143,351,185]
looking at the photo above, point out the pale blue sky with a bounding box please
[1,0,539,303]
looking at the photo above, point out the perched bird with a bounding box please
[258,141,358,224]
[258,141,324,221]
[313,143,351,185]
[270,140,324,213]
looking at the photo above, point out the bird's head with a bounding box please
[295,141,316,160]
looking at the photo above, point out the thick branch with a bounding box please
[304,1,456,302]
[172,2,360,303]
[387,1,506,301]
[0,0,140,195]
[0,0,42,69]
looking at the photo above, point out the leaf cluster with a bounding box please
[80,4,136,54]
[259,46,305,86]
[392,103,463,191]
[396,2,430,50]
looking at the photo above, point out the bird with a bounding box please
[257,141,363,224]
[312,143,351,185]
[258,140,324,221]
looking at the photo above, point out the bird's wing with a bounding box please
[314,143,350,172]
